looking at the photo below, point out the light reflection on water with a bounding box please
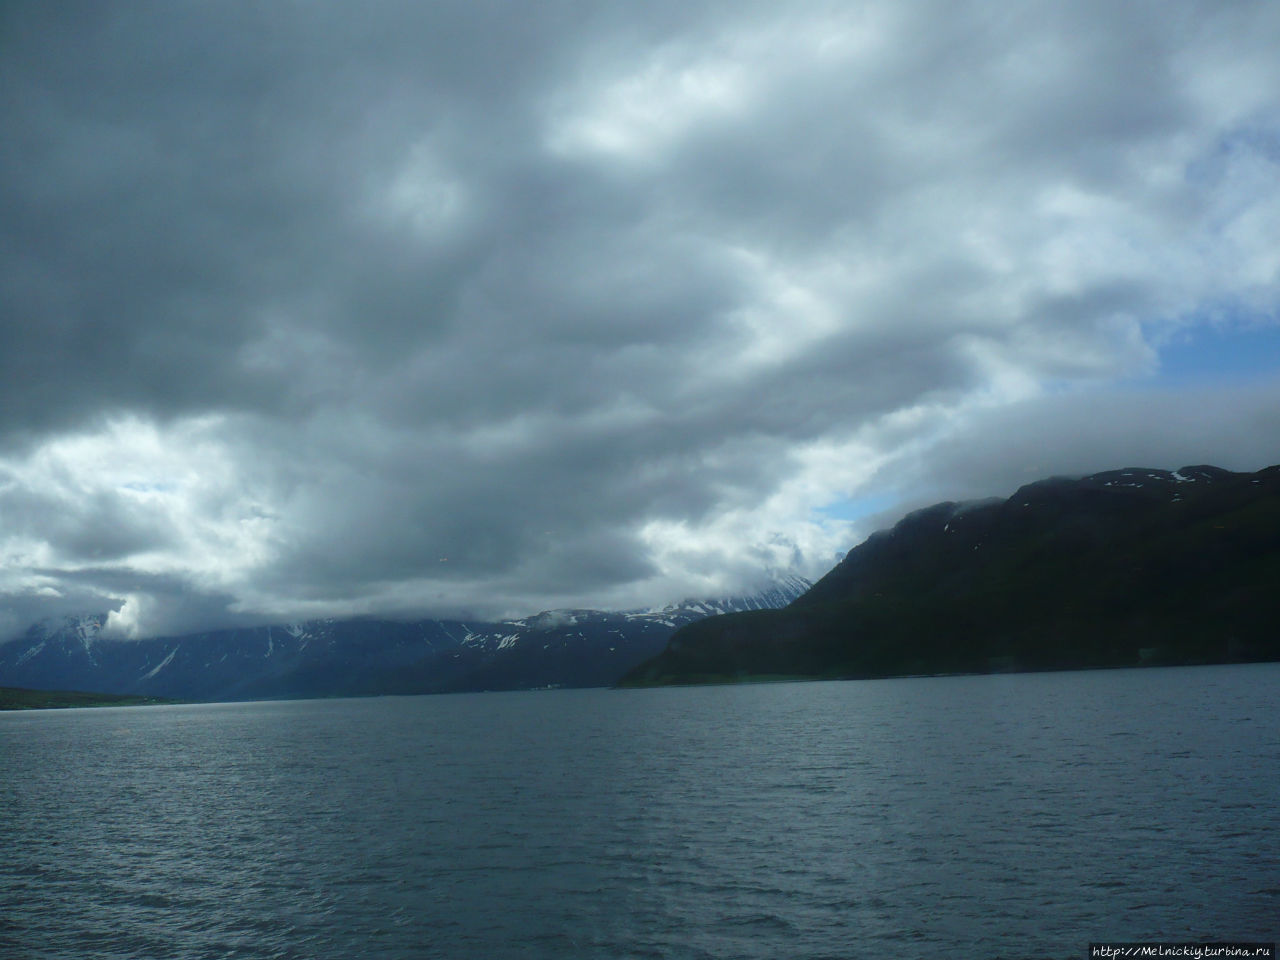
[2,663,1278,959]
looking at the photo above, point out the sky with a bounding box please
[2,1,1279,640]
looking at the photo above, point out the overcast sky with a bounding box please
[2,1,1279,639]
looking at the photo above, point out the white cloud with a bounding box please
[2,1,1279,638]
[548,51,752,163]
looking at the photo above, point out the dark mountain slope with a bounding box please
[620,465,1280,685]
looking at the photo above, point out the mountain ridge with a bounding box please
[620,464,1280,686]
[0,578,811,701]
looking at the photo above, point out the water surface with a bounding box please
[3,664,1277,958]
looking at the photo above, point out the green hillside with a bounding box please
[0,685,177,710]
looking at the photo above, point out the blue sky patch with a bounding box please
[1156,321,1280,383]
[816,492,901,525]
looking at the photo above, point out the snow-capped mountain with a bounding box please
[0,577,811,702]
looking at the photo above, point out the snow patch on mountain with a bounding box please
[14,640,46,667]
[141,646,178,680]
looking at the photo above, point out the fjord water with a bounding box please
[3,665,1277,959]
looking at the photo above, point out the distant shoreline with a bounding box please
[0,686,178,711]
[616,657,1279,689]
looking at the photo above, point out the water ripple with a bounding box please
[2,664,1278,959]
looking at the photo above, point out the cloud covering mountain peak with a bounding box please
[3,1,1279,638]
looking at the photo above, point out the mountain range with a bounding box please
[621,464,1280,685]
[8,461,1278,702]
[0,577,810,702]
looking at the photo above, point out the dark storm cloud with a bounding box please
[0,481,176,562]
[2,1,1279,637]
[1,0,580,433]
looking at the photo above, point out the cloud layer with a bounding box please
[3,1,1279,637]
